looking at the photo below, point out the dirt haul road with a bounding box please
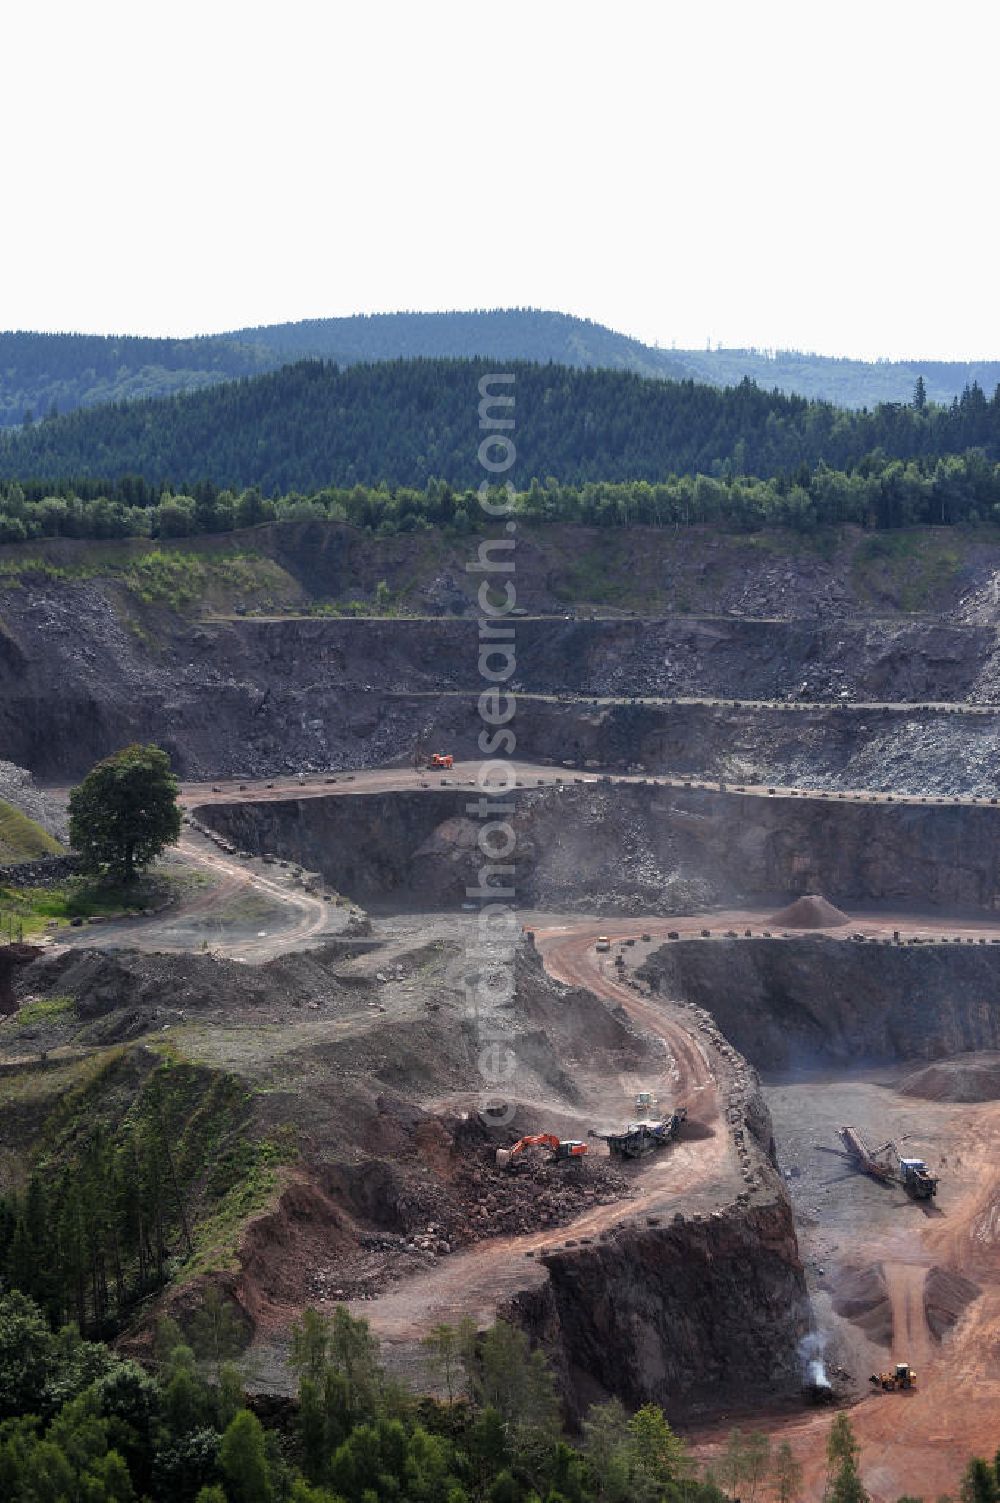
[382,688,1000,717]
[174,832,334,958]
[177,760,1000,810]
[345,916,738,1366]
[52,827,340,963]
[48,757,1000,967]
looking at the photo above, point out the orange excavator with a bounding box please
[496,1133,588,1171]
[413,742,455,771]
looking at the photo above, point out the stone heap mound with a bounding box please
[768,894,850,929]
[900,1052,1000,1103]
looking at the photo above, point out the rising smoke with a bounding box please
[798,1329,831,1389]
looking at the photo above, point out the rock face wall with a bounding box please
[508,1198,808,1421]
[503,1006,808,1422]
[197,781,1000,913]
[4,575,1000,781]
[513,698,1000,799]
[638,937,1000,1070]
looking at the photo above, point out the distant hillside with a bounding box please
[1,310,998,425]
[0,331,276,427]
[1,356,997,494]
[232,311,1000,410]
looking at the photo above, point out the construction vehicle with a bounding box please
[895,1154,938,1199]
[870,1362,917,1391]
[595,935,611,952]
[634,1090,657,1113]
[496,1133,588,1171]
[427,753,454,770]
[838,1127,938,1199]
[590,1110,687,1159]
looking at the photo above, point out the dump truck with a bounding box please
[590,1110,687,1159]
[838,1127,938,1198]
[870,1362,917,1391]
[895,1154,938,1199]
[595,936,611,952]
[496,1133,588,1171]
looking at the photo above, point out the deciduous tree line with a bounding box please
[3,448,1000,545]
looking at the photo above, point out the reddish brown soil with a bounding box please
[695,1092,1000,1502]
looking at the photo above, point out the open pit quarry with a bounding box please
[4,524,1000,1500]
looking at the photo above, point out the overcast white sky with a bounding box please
[4,0,996,359]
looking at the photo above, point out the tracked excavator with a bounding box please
[838,1127,938,1199]
[495,1133,588,1171]
[413,742,455,770]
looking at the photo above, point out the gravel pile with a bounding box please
[899,1052,1000,1103]
[769,894,851,929]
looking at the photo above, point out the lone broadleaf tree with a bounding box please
[69,743,181,882]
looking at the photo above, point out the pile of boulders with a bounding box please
[453,1154,634,1242]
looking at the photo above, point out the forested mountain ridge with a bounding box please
[0,330,276,427]
[246,311,1000,410]
[3,308,999,425]
[1,357,998,496]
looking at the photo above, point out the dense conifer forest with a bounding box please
[1,358,999,503]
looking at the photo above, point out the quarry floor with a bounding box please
[30,761,1000,1501]
[695,1070,1000,1502]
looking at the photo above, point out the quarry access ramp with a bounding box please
[178,759,1000,811]
[382,687,1000,717]
[342,917,744,1357]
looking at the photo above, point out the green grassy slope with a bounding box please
[0,800,62,863]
